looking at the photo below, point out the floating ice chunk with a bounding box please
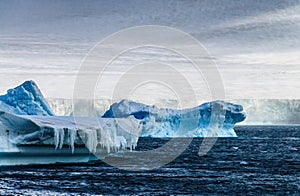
[103,100,246,137]
[240,161,248,165]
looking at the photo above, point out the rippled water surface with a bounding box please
[0,126,300,195]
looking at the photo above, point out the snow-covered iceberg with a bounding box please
[0,80,246,166]
[0,111,141,152]
[0,80,54,116]
[103,100,246,137]
[0,81,142,166]
[0,110,142,165]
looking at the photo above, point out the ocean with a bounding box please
[0,125,299,195]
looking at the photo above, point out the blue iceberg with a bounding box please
[0,81,142,166]
[0,80,54,116]
[0,80,246,166]
[103,100,246,137]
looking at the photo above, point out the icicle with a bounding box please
[53,128,65,149]
[49,117,142,154]
[54,129,59,149]
[68,129,76,153]
[85,129,97,153]
[59,128,65,149]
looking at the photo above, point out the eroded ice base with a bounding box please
[0,111,142,165]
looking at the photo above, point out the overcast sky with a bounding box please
[0,0,299,101]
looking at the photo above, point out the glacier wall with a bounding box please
[47,98,300,125]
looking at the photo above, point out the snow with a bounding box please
[102,100,246,137]
[0,111,142,154]
[0,80,54,116]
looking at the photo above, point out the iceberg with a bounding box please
[103,100,246,137]
[46,98,300,125]
[0,110,142,165]
[0,80,246,166]
[0,81,142,166]
[0,80,54,116]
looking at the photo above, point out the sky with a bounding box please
[0,0,299,102]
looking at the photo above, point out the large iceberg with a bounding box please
[0,80,246,165]
[0,80,54,116]
[0,111,141,153]
[0,110,142,165]
[0,81,142,166]
[103,100,246,137]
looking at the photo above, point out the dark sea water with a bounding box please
[0,126,300,195]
